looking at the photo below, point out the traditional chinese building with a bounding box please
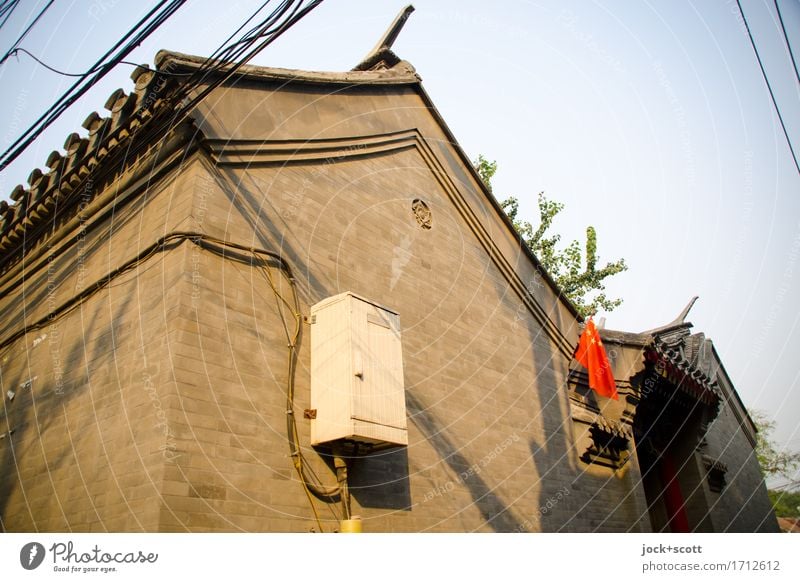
[0,12,777,533]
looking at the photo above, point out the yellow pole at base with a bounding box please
[340,516,362,533]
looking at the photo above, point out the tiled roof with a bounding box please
[0,50,421,265]
[0,63,182,259]
[646,330,721,406]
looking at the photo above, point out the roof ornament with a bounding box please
[673,295,700,326]
[353,5,415,71]
[641,296,699,335]
[367,4,415,54]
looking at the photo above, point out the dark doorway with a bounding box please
[632,358,710,532]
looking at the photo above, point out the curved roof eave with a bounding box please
[155,49,422,86]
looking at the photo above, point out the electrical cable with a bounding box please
[0,0,21,32]
[0,0,17,15]
[0,232,286,353]
[0,0,54,64]
[266,256,344,506]
[0,1,323,268]
[0,1,324,272]
[0,0,324,345]
[261,261,326,532]
[177,1,321,115]
[0,0,188,172]
[773,0,800,87]
[234,233,345,526]
[204,0,277,64]
[0,229,342,529]
[120,0,318,143]
[736,0,800,177]
[166,1,298,106]
[6,47,195,77]
[0,0,321,173]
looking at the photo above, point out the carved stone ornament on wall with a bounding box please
[411,198,432,229]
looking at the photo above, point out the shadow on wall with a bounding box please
[214,162,333,305]
[478,206,576,532]
[347,446,412,511]
[405,391,523,532]
[0,290,134,531]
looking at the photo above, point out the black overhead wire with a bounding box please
[0,0,18,15]
[175,0,291,94]
[216,0,302,57]
[0,0,55,64]
[773,0,800,87]
[736,0,800,177]
[176,0,322,116]
[0,0,323,246]
[4,47,83,75]
[0,0,320,174]
[0,0,21,31]
[211,0,277,62]
[0,0,327,318]
[84,0,322,177]
[7,47,195,77]
[0,0,188,173]
[0,227,341,530]
[178,0,302,94]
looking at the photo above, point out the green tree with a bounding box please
[474,154,627,317]
[767,489,800,517]
[751,409,800,517]
[751,409,800,482]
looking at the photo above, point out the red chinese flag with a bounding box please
[574,318,618,400]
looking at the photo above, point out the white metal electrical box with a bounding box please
[310,292,408,447]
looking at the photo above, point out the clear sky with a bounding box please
[1,0,798,486]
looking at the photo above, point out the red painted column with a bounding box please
[659,453,690,532]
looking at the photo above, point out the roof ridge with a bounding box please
[0,61,182,263]
[155,50,420,85]
[1,49,422,264]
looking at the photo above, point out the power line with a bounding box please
[107,0,324,169]
[0,0,18,14]
[773,0,800,88]
[0,0,55,65]
[736,0,800,177]
[175,1,318,115]
[0,0,188,173]
[0,0,316,172]
[0,0,22,32]
[7,47,194,77]
[0,0,325,266]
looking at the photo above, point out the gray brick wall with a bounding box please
[0,162,197,531]
[0,72,776,533]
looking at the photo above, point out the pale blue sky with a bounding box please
[1,0,798,484]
